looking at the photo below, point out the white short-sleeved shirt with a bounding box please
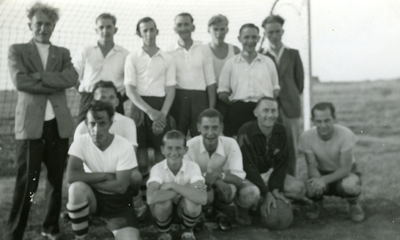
[217,53,280,102]
[185,135,246,179]
[74,113,138,147]
[298,124,357,171]
[124,49,176,97]
[169,41,216,90]
[147,158,204,187]
[73,44,129,93]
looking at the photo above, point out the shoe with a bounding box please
[235,203,251,225]
[349,202,365,222]
[181,229,196,240]
[157,232,172,240]
[41,232,62,240]
[306,201,323,220]
[193,213,205,233]
[215,211,232,231]
[134,203,147,219]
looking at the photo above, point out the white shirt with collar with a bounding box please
[147,158,204,187]
[217,52,280,102]
[73,43,129,93]
[74,112,138,147]
[185,135,246,179]
[264,44,286,66]
[124,49,176,97]
[169,41,216,90]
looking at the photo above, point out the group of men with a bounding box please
[4,2,365,240]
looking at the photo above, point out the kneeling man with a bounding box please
[186,109,260,229]
[299,102,364,222]
[66,101,140,240]
[237,97,306,226]
[147,130,207,240]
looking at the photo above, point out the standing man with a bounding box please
[299,102,365,222]
[218,23,280,137]
[125,17,176,174]
[185,109,260,230]
[261,15,304,176]
[237,97,307,229]
[169,13,217,137]
[73,13,129,122]
[206,15,240,117]
[5,2,78,240]
[66,101,140,240]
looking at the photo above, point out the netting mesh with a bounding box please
[0,0,309,160]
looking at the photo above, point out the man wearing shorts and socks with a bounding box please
[185,109,260,230]
[125,17,176,177]
[73,13,129,122]
[169,13,217,137]
[218,24,279,137]
[73,81,146,218]
[299,102,365,222]
[237,97,307,224]
[260,15,304,176]
[66,101,141,240]
[147,130,207,240]
[206,15,240,118]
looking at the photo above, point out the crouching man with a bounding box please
[185,109,260,230]
[66,101,141,240]
[147,130,207,240]
[299,102,364,222]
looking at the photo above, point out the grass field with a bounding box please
[0,80,400,239]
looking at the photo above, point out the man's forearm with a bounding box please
[218,92,231,105]
[321,167,351,184]
[172,184,207,205]
[67,171,109,184]
[126,85,154,114]
[147,189,179,205]
[160,86,175,116]
[206,84,217,108]
[90,179,129,195]
[223,173,246,188]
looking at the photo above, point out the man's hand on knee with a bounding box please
[307,177,326,196]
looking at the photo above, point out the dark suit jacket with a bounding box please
[8,39,78,139]
[261,48,304,118]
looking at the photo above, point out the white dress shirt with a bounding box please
[73,43,129,93]
[217,53,280,102]
[169,41,216,90]
[124,49,176,97]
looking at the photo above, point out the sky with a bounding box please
[311,0,400,81]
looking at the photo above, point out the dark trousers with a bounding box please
[78,91,127,122]
[224,101,257,137]
[170,89,208,137]
[4,119,68,240]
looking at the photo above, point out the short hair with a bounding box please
[136,17,157,37]
[197,108,223,124]
[239,23,259,35]
[92,80,118,96]
[162,130,186,147]
[27,2,60,23]
[86,100,115,121]
[261,15,285,28]
[96,13,117,25]
[208,14,229,27]
[311,102,336,119]
[255,96,277,109]
[175,12,194,23]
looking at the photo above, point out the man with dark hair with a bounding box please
[5,2,78,239]
[125,17,176,176]
[147,130,207,240]
[66,101,141,240]
[186,108,260,230]
[169,12,217,137]
[260,14,304,176]
[218,24,280,137]
[299,102,365,222]
[73,12,129,122]
[237,97,307,229]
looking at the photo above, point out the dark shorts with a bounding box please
[215,99,230,119]
[92,188,138,231]
[318,164,361,198]
[137,96,172,150]
[224,101,257,137]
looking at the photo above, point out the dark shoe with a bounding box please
[193,213,205,233]
[349,202,365,222]
[41,232,62,240]
[235,203,252,226]
[215,211,232,231]
[306,201,323,220]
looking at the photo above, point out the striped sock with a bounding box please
[182,211,202,229]
[155,216,172,233]
[67,201,89,239]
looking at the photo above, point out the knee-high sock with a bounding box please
[155,216,172,233]
[67,201,89,239]
[182,211,202,229]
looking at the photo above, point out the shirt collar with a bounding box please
[162,158,187,173]
[234,52,263,63]
[248,120,285,137]
[93,42,122,52]
[173,40,202,51]
[266,44,286,57]
[137,48,165,59]
[199,136,226,157]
